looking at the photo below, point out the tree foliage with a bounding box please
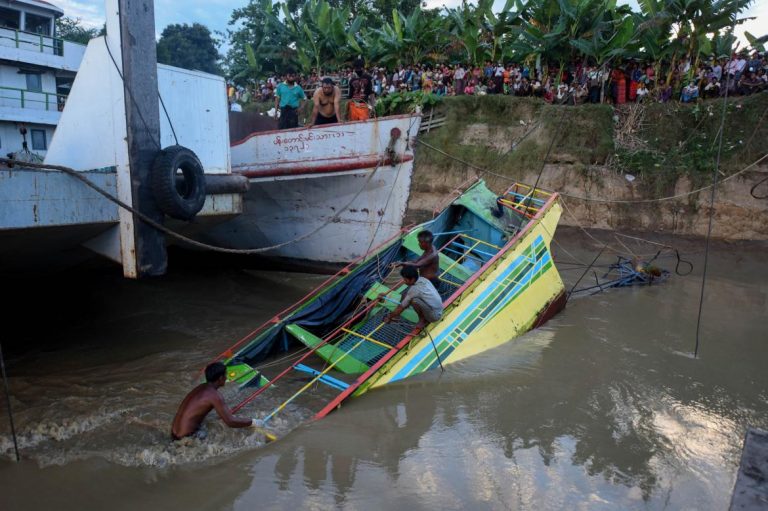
[55,17,103,44]
[157,23,222,75]
[223,0,755,82]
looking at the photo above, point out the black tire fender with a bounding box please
[151,145,206,221]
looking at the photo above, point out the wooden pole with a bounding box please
[118,0,167,277]
[0,343,20,462]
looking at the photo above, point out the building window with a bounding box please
[0,7,20,30]
[31,129,46,150]
[25,14,51,36]
[26,73,42,92]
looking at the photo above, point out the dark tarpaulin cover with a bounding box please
[233,241,403,366]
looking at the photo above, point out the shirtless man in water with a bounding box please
[171,362,258,441]
[308,77,342,127]
[396,230,440,291]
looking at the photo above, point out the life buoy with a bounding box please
[151,145,206,221]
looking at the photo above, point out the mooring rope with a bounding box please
[693,49,736,358]
[0,157,383,255]
[416,137,768,205]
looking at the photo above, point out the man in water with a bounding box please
[274,69,306,130]
[308,77,342,127]
[396,230,440,291]
[384,266,443,329]
[171,362,258,441]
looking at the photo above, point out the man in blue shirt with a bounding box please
[274,69,306,129]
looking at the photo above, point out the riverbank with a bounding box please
[409,94,768,240]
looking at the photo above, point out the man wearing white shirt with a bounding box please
[454,65,466,95]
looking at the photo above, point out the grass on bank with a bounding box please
[416,94,768,199]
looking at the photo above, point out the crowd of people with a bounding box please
[227,51,767,115]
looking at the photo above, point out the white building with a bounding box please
[0,0,85,157]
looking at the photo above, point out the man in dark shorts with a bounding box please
[274,69,306,129]
[308,77,342,127]
[396,230,440,291]
[171,362,259,441]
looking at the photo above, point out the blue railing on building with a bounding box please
[0,85,67,111]
[0,26,66,56]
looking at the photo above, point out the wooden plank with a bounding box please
[118,0,166,277]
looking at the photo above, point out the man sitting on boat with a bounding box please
[171,362,260,441]
[348,59,374,121]
[308,77,342,127]
[274,69,306,130]
[384,266,444,329]
[395,230,440,291]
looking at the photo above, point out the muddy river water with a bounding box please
[0,230,766,510]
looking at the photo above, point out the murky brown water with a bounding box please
[0,229,766,510]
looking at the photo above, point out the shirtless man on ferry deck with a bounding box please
[308,77,343,126]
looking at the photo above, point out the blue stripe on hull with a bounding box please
[388,235,552,382]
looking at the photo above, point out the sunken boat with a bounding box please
[212,178,566,427]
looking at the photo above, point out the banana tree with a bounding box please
[269,0,363,73]
[744,31,767,53]
[369,8,446,67]
[480,0,528,63]
[445,1,489,65]
[658,0,752,82]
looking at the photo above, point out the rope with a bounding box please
[566,245,606,301]
[104,39,162,152]
[415,138,768,204]
[694,49,735,359]
[1,157,383,255]
[750,175,768,200]
[559,198,666,258]
[557,198,694,275]
[517,97,571,231]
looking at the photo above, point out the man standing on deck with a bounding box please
[347,59,374,121]
[384,266,443,329]
[308,77,342,127]
[171,362,259,441]
[396,230,440,291]
[274,69,306,129]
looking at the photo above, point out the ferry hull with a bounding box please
[204,114,420,264]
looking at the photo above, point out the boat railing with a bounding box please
[499,183,553,218]
[210,225,411,364]
[312,190,562,419]
[231,277,406,414]
[234,233,501,421]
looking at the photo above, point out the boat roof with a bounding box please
[451,180,510,231]
[12,0,64,16]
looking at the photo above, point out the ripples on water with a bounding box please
[0,236,766,510]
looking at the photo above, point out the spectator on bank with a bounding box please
[680,81,699,103]
[636,81,649,102]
